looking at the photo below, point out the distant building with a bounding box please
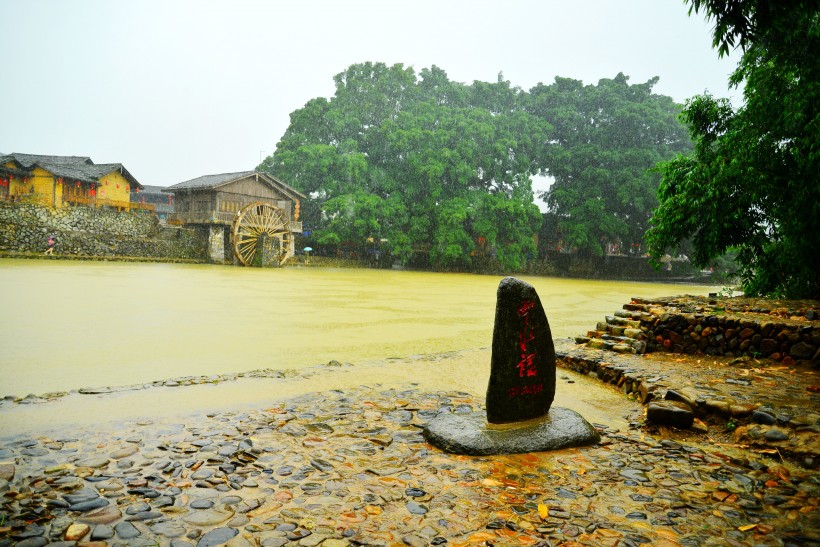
[131,185,174,223]
[163,171,305,265]
[0,153,144,210]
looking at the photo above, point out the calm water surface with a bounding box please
[0,259,717,434]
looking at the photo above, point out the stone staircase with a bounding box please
[574,308,648,355]
[572,295,819,364]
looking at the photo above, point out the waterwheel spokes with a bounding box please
[231,201,291,266]
[260,206,275,234]
[261,206,285,236]
[246,209,263,234]
[236,234,259,264]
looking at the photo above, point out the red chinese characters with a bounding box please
[517,299,537,377]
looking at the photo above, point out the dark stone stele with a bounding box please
[423,276,600,455]
[486,276,555,423]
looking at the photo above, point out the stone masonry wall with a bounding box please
[575,296,819,366]
[0,202,207,260]
[635,297,819,365]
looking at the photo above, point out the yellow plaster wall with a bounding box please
[3,162,136,210]
[39,167,63,207]
[5,161,25,198]
[97,171,132,210]
[6,165,61,207]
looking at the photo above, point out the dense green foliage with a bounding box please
[528,74,692,256]
[260,64,544,270]
[261,62,691,270]
[647,1,820,298]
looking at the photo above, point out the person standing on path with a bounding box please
[45,235,55,255]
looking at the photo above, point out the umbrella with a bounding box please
[303,247,313,252]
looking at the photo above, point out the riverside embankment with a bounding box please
[0,202,205,260]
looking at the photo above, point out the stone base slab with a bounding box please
[423,407,600,456]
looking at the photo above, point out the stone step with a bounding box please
[586,338,613,351]
[611,343,636,354]
[623,328,644,339]
[597,328,640,340]
[601,334,637,344]
[630,297,669,306]
[583,335,646,355]
[606,316,642,329]
[586,340,637,354]
[601,334,647,354]
[595,329,644,341]
[575,307,652,356]
[615,309,646,321]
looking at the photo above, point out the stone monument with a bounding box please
[423,277,600,455]
[486,276,556,423]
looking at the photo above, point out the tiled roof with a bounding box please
[3,153,93,168]
[164,171,257,190]
[0,153,142,189]
[164,170,306,199]
[134,185,171,194]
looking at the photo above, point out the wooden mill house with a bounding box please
[164,171,305,266]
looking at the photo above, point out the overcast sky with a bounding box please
[1,0,741,190]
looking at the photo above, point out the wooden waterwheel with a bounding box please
[231,202,292,266]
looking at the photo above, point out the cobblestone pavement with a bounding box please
[1,381,818,547]
[555,339,820,468]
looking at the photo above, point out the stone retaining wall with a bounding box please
[636,297,819,365]
[575,296,819,366]
[0,202,207,260]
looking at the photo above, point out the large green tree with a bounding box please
[647,1,820,298]
[261,62,694,272]
[528,74,692,256]
[261,63,545,270]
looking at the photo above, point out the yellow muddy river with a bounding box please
[0,259,718,435]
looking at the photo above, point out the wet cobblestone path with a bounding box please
[1,385,817,546]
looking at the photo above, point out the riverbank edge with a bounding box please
[4,333,817,469]
[1,246,718,284]
[0,250,205,264]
